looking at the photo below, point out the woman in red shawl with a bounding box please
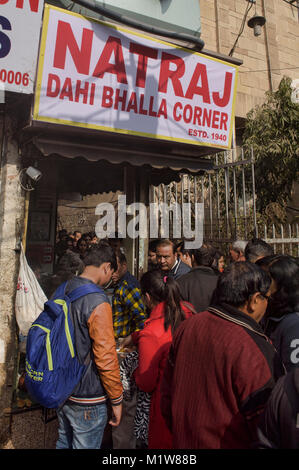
[132,269,195,449]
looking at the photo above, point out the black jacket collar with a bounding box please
[208,302,267,339]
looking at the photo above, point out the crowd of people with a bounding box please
[35,230,299,449]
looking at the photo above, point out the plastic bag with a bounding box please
[15,244,48,337]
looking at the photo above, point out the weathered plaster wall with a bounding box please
[0,111,26,445]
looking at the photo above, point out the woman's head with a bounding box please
[256,254,299,317]
[140,269,185,334]
[212,251,225,272]
[77,237,88,254]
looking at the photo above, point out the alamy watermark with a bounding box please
[95,195,204,249]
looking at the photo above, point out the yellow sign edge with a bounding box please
[34,113,230,150]
[33,4,51,120]
[228,67,239,148]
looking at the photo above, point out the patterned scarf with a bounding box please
[119,350,151,445]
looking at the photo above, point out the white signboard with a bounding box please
[291,79,299,104]
[0,0,44,94]
[34,5,238,149]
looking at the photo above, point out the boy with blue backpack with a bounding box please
[25,244,123,449]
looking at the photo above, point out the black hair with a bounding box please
[213,261,271,307]
[116,251,127,265]
[58,229,67,239]
[58,251,84,274]
[140,269,185,334]
[156,239,176,254]
[97,238,110,247]
[82,232,92,240]
[256,254,299,317]
[193,243,217,267]
[83,244,117,271]
[211,250,224,271]
[175,240,194,257]
[245,238,274,263]
[175,240,184,251]
[148,239,159,253]
[51,251,85,294]
[77,237,88,248]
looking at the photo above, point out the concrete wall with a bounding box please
[200,0,299,118]
[0,111,26,445]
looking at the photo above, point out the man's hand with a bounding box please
[118,335,133,349]
[109,403,122,427]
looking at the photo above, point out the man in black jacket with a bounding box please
[257,368,299,448]
[177,243,219,313]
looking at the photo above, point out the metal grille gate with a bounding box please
[150,147,299,257]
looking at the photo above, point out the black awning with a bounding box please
[21,122,216,194]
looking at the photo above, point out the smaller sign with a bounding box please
[291,79,299,104]
[0,0,44,94]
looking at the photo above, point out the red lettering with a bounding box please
[158,52,185,97]
[193,106,202,125]
[126,92,138,113]
[148,96,157,117]
[157,98,167,119]
[173,102,182,122]
[114,88,127,111]
[90,83,96,105]
[75,80,88,104]
[139,94,148,115]
[211,110,220,129]
[16,0,39,12]
[129,42,158,88]
[53,21,93,75]
[183,104,192,124]
[220,112,228,130]
[46,73,60,97]
[59,77,73,101]
[202,108,212,127]
[102,86,114,108]
[93,36,127,84]
[0,0,9,4]
[212,72,232,107]
[185,63,210,103]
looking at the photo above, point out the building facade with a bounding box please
[201,0,299,120]
[0,0,298,447]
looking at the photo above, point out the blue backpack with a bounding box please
[25,280,104,409]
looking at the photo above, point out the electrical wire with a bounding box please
[282,0,299,9]
[239,66,299,73]
[229,1,254,56]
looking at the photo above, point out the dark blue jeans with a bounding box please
[56,401,108,449]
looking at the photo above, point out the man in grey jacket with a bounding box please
[156,239,191,280]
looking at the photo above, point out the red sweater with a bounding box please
[133,301,194,449]
[161,304,285,449]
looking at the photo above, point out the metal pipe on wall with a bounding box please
[261,0,274,92]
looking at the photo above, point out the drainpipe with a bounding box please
[261,0,273,92]
[214,0,221,54]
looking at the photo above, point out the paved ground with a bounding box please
[1,408,113,449]
[2,408,58,449]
